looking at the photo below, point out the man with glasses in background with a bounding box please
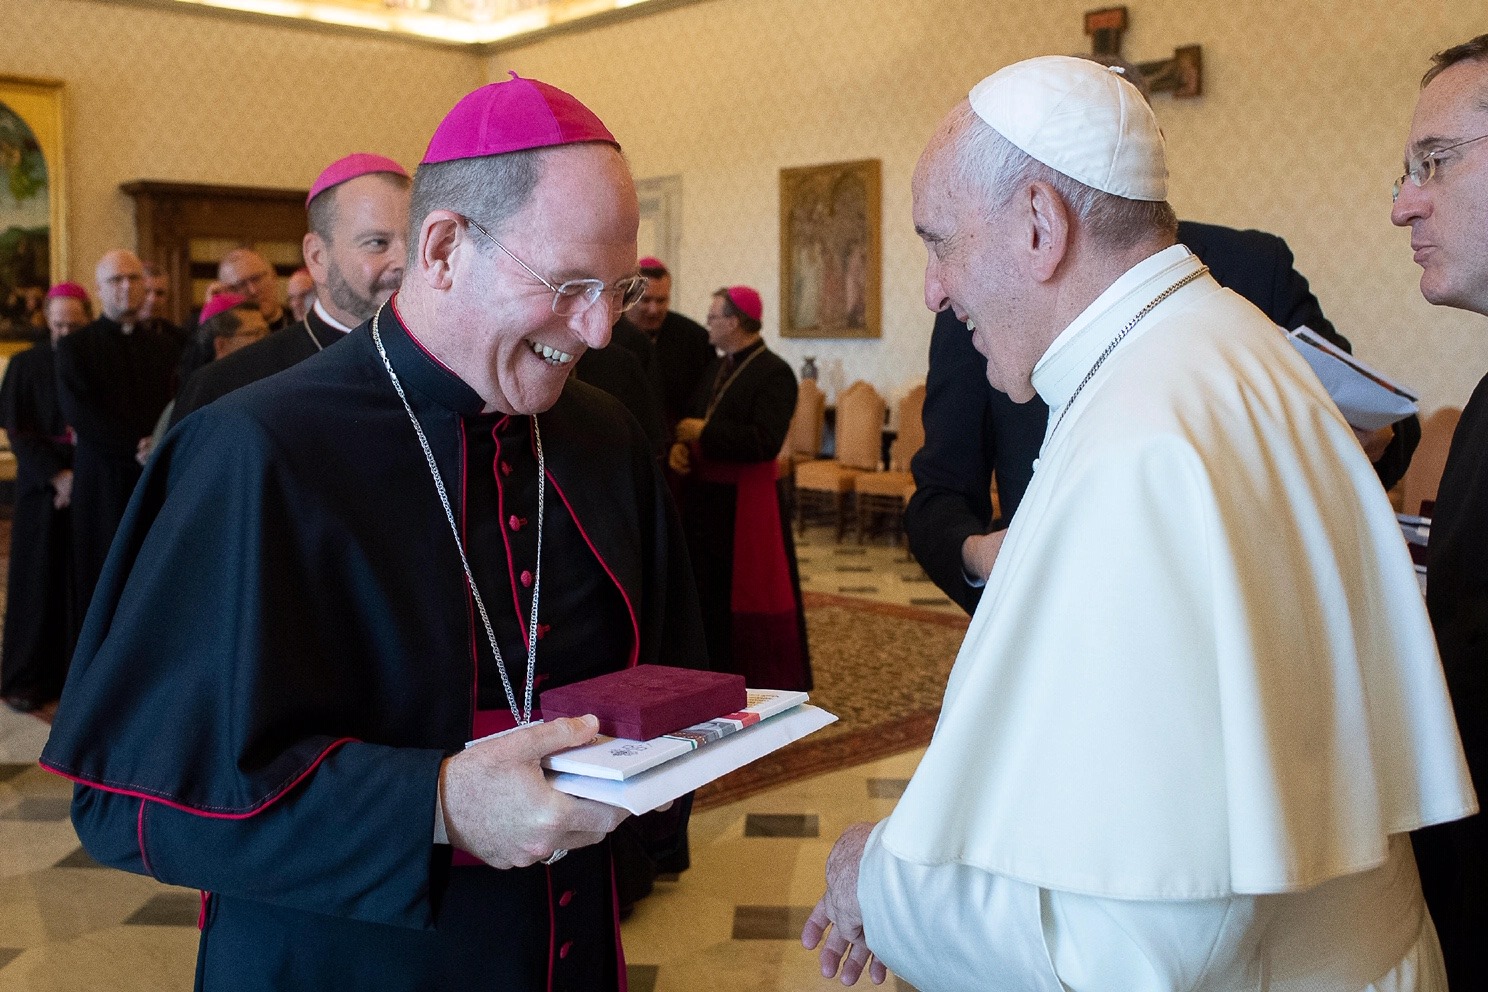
[1392,32,1488,990]
[44,75,706,991]
[216,247,290,333]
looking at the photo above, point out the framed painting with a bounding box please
[0,75,66,341]
[780,158,880,339]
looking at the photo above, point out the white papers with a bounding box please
[547,704,838,814]
[1289,326,1419,432]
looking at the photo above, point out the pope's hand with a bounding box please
[668,442,692,475]
[674,418,706,444]
[802,822,887,986]
[438,716,630,869]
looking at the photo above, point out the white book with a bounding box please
[548,704,838,814]
[1289,326,1419,432]
[540,688,811,781]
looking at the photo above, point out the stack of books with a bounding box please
[465,665,836,814]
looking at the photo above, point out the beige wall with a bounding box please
[495,0,1488,417]
[6,0,1485,416]
[2,0,480,290]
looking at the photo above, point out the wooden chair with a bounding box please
[794,380,885,540]
[853,384,926,546]
[1398,406,1461,517]
[777,378,826,480]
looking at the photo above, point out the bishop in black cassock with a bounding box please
[0,291,78,709]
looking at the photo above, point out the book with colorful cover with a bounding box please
[540,688,810,781]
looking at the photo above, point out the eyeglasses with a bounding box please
[227,270,273,294]
[1393,132,1488,202]
[463,216,647,317]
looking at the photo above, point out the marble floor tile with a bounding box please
[743,813,819,838]
[123,893,200,927]
[731,904,816,940]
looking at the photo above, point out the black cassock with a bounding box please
[681,340,811,690]
[1414,370,1488,990]
[54,317,182,627]
[0,339,74,702]
[42,303,705,991]
[170,307,343,427]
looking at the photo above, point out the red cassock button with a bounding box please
[537,623,551,640]
[509,515,524,531]
[520,570,533,587]
[500,461,512,476]
[559,940,574,959]
[558,890,574,907]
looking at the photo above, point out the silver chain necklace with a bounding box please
[1048,266,1210,439]
[371,307,545,727]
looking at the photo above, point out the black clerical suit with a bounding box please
[680,340,811,690]
[1413,372,1488,989]
[170,306,343,426]
[43,304,706,992]
[907,222,1422,613]
[54,316,182,630]
[574,336,665,456]
[0,339,74,705]
[620,311,714,431]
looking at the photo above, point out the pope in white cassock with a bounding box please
[802,57,1478,992]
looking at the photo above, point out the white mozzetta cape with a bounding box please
[881,246,1476,900]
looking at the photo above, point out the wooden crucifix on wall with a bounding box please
[1083,6,1202,98]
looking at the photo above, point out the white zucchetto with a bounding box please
[969,55,1169,201]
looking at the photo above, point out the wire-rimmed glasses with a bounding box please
[1393,132,1488,202]
[463,216,647,316]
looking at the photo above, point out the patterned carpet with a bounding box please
[695,591,968,810]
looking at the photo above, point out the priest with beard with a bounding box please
[55,249,184,631]
[43,76,705,991]
[170,153,411,425]
[804,57,1474,992]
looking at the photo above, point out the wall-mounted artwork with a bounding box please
[0,75,65,341]
[780,158,880,339]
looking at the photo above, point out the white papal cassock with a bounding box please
[861,245,1477,992]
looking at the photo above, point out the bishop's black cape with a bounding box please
[42,304,706,991]
[1414,370,1488,989]
[680,341,811,690]
[170,307,342,427]
[0,339,74,701]
[54,316,183,629]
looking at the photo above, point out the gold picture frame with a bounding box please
[779,158,881,339]
[0,74,67,340]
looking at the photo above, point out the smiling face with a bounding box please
[431,144,639,415]
[1391,57,1488,315]
[912,132,1044,403]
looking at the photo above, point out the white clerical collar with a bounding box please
[1032,243,1197,419]
[312,299,355,335]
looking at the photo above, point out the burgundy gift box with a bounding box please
[539,665,747,741]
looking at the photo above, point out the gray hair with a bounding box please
[945,101,1178,252]
[406,149,545,268]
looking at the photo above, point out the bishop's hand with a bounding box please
[438,716,630,869]
[802,821,888,986]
